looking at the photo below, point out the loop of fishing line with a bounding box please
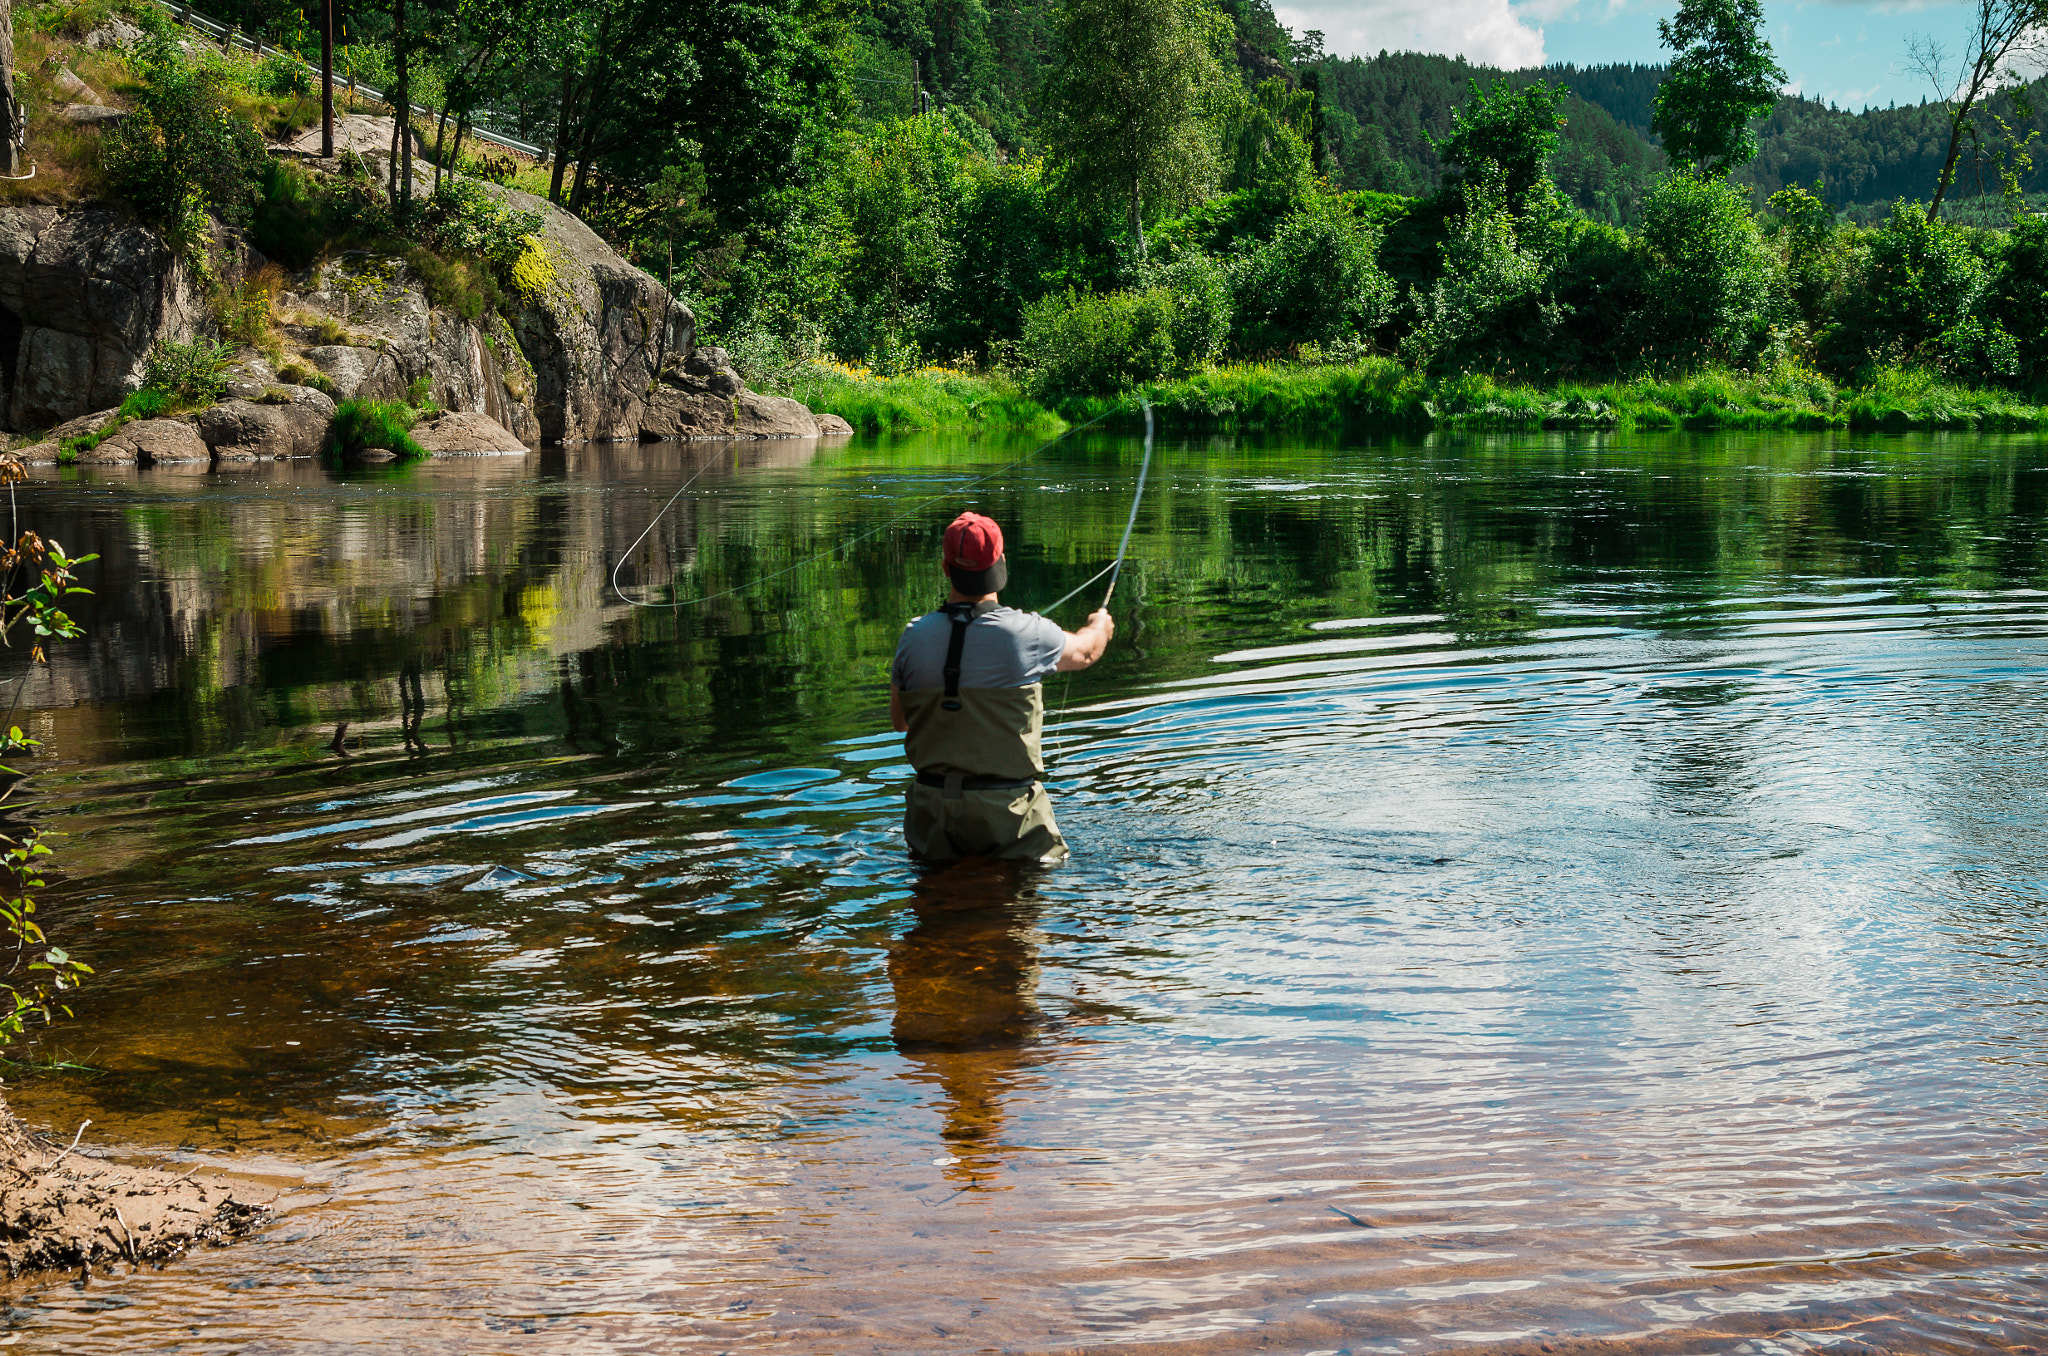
[610,405,1125,611]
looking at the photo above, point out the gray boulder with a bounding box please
[11,440,58,464]
[412,410,526,455]
[88,418,209,464]
[639,387,736,440]
[82,16,144,49]
[61,105,124,127]
[816,413,855,436]
[51,67,98,103]
[301,345,374,398]
[197,388,336,460]
[734,391,821,438]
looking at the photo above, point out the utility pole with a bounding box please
[320,0,334,157]
[911,58,921,116]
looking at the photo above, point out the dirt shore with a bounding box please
[0,1097,268,1279]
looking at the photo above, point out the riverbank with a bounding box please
[0,1096,268,1277]
[782,356,2048,435]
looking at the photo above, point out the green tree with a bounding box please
[1651,0,1786,176]
[1040,0,1235,260]
[1433,77,1567,207]
[1635,171,1780,362]
[1832,200,1990,365]
[1904,0,2048,220]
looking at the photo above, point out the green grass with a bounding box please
[770,360,1065,435]
[326,398,426,460]
[1055,359,2048,434]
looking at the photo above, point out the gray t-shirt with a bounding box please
[893,606,1066,690]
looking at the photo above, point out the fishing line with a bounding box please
[1044,398,1154,769]
[610,406,1121,610]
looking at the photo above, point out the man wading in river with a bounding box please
[890,512,1115,862]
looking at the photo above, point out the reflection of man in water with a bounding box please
[889,511,1114,862]
[891,860,1047,1185]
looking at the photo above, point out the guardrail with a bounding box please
[145,0,549,159]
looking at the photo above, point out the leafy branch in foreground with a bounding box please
[0,455,95,1043]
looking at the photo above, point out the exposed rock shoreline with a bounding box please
[0,1105,267,1278]
[0,121,854,467]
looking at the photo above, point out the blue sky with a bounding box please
[1272,0,1995,111]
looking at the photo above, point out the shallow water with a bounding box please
[0,431,2044,1352]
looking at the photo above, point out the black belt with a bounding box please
[916,772,1039,791]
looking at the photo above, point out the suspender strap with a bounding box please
[938,599,999,712]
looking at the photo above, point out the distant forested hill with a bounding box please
[1312,49,2048,222]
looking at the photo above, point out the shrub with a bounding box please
[1984,214,2048,385]
[1229,201,1395,353]
[251,157,392,268]
[1767,183,1858,331]
[1634,172,1780,366]
[1834,201,1988,367]
[403,247,499,322]
[1402,185,1546,374]
[1545,218,1651,373]
[1936,315,2020,384]
[252,51,310,98]
[1018,288,1179,394]
[213,262,284,348]
[1433,77,1568,207]
[1144,252,1233,367]
[141,337,233,404]
[326,398,426,459]
[102,33,266,249]
[417,178,545,271]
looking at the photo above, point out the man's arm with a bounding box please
[1055,608,1115,672]
[890,684,907,732]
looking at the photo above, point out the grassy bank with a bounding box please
[774,360,1066,435]
[782,357,2048,436]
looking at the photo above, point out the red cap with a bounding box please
[943,512,1004,571]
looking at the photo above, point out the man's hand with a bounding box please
[1056,607,1115,672]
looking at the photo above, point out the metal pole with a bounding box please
[320,0,334,157]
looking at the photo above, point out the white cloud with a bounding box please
[1275,0,1548,67]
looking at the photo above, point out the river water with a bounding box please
[0,430,2042,1353]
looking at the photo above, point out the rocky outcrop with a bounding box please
[0,209,208,431]
[635,346,821,440]
[196,388,336,460]
[0,129,843,448]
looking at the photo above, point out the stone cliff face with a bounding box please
[0,208,207,431]
[0,164,829,449]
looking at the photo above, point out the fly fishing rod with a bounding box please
[611,405,1126,611]
[1036,398,1153,616]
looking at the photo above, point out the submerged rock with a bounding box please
[412,410,527,456]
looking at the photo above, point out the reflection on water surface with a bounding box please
[0,431,2045,1351]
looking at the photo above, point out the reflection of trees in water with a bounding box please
[10,432,2048,766]
[890,858,1051,1189]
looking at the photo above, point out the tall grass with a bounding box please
[326,399,426,460]
[772,359,1065,435]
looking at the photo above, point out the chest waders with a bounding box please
[902,601,1047,801]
